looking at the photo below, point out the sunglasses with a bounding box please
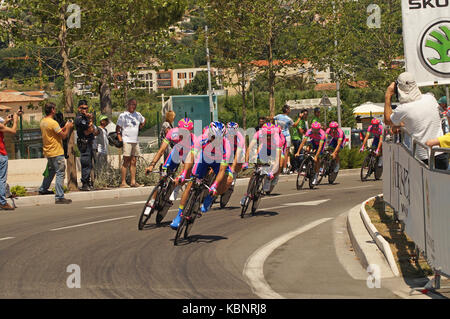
[80,107,88,110]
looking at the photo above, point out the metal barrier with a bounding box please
[383,127,450,294]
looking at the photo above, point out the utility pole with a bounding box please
[333,1,342,127]
[205,25,214,122]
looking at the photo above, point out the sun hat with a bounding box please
[396,72,421,104]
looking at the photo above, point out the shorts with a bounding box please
[162,148,187,172]
[192,152,231,179]
[310,142,324,155]
[284,134,291,148]
[123,142,141,157]
[329,138,345,150]
[257,148,279,163]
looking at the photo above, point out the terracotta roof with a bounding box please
[0,92,44,103]
[314,83,337,91]
[314,81,368,91]
[251,59,309,67]
[1,89,19,93]
[22,91,45,96]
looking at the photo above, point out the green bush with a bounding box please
[340,147,366,169]
[10,185,27,197]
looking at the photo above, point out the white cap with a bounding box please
[396,72,421,104]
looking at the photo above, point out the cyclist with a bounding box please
[169,121,232,229]
[294,122,326,185]
[241,122,282,205]
[224,122,246,191]
[325,121,346,174]
[145,118,196,210]
[360,118,383,168]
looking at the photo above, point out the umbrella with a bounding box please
[353,102,384,116]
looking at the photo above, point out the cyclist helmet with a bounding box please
[261,122,276,134]
[227,121,239,131]
[311,122,321,130]
[178,118,194,131]
[329,121,339,129]
[208,121,226,138]
[371,118,380,125]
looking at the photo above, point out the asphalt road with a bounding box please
[0,170,400,299]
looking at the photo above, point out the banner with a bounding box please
[342,127,351,149]
[401,0,450,86]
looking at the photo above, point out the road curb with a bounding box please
[347,203,396,278]
[360,194,400,277]
[13,168,361,207]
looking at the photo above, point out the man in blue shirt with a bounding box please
[274,104,294,174]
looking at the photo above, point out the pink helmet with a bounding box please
[178,118,194,131]
[329,121,339,129]
[371,118,380,125]
[311,122,321,130]
[262,122,276,134]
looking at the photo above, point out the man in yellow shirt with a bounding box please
[39,102,74,204]
[426,106,450,149]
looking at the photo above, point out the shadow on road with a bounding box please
[141,221,171,230]
[173,235,228,246]
[249,210,279,217]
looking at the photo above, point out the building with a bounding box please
[0,91,44,122]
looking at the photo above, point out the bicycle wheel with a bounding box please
[184,193,201,239]
[374,158,383,180]
[317,160,326,185]
[138,184,162,230]
[328,159,339,184]
[251,175,264,214]
[308,160,316,189]
[220,185,234,208]
[241,175,256,218]
[296,158,307,190]
[156,181,175,224]
[360,155,372,181]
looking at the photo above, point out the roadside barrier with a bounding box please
[382,128,450,293]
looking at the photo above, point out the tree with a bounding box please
[204,0,318,119]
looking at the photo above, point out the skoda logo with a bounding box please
[418,19,450,77]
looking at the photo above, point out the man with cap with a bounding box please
[384,72,448,170]
[94,115,110,174]
[75,100,99,191]
[437,96,449,134]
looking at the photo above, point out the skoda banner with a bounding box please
[401,0,450,86]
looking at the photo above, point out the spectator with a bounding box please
[39,102,73,204]
[426,106,450,149]
[437,96,449,134]
[160,110,176,162]
[290,109,308,171]
[94,115,110,173]
[75,100,99,191]
[274,104,294,173]
[384,72,448,170]
[0,111,20,210]
[256,116,266,132]
[311,107,321,126]
[116,98,146,188]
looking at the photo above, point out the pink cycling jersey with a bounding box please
[367,124,383,137]
[252,130,283,151]
[304,128,326,146]
[164,128,196,157]
[194,128,232,164]
[326,127,344,140]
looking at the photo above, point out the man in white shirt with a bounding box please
[95,115,110,174]
[384,72,448,170]
[116,99,146,187]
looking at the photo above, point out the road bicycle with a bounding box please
[240,163,272,218]
[318,148,340,185]
[173,175,213,246]
[296,150,317,190]
[138,166,176,230]
[360,147,383,181]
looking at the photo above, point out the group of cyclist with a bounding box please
[143,109,384,230]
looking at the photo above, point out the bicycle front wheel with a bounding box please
[220,186,234,208]
[360,155,372,181]
[138,184,161,230]
[296,159,308,190]
[328,159,338,184]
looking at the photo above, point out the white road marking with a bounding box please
[50,216,135,231]
[261,192,307,200]
[0,237,15,241]
[84,201,146,209]
[283,199,330,206]
[243,218,333,299]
